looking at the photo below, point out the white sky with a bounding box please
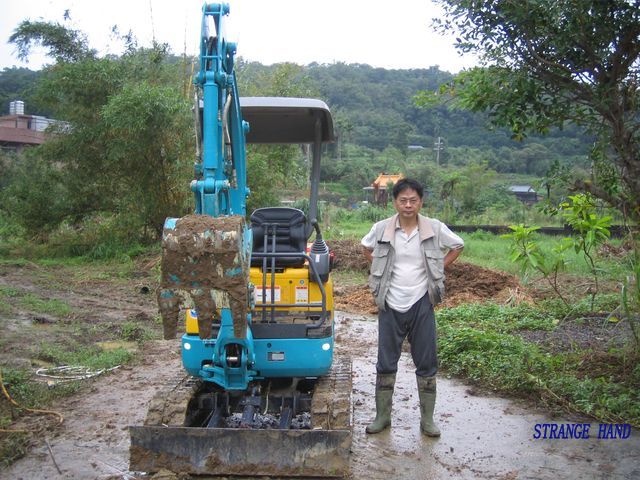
[1,0,477,72]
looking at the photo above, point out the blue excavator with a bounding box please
[129,3,351,477]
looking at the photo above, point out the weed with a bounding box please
[438,302,640,425]
[332,269,368,287]
[19,294,72,318]
[36,342,133,370]
[0,286,21,298]
[120,321,151,343]
[0,301,11,314]
[0,367,83,468]
[0,287,72,317]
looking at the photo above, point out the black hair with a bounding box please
[392,178,424,199]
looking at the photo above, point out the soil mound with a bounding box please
[328,239,370,272]
[330,239,522,314]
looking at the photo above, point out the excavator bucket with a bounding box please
[157,214,251,340]
[130,357,352,477]
[129,427,350,477]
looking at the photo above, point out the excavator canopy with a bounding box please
[240,97,335,144]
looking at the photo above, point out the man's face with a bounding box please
[393,188,423,219]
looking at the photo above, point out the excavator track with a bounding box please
[311,354,352,430]
[143,372,203,426]
[130,355,352,477]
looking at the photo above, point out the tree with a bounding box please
[6,22,193,237]
[236,61,320,210]
[421,0,640,222]
[9,20,95,63]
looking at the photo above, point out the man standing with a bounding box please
[361,178,463,437]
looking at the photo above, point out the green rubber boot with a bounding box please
[366,373,396,434]
[417,375,441,437]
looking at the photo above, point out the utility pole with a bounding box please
[434,137,444,167]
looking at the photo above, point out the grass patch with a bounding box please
[36,342,133,370]
[0,367,84,468]
[18,294,72,318]
[438,302,640,425]
[120,321,155,343]
[0,286,21,298]
[332,269,368,287]
[0,286,72,318]
[0,341,131,468]
[460,230,633,282]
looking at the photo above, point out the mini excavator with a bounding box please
[129,3,351,477]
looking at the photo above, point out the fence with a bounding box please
[451,225,634,238]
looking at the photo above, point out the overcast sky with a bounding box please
[1,0,477,72]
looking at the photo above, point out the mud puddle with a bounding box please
[344,314,640,480]
[3,313,639,479]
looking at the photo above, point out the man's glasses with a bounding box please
[397,197,420,205]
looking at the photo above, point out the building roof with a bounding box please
[509,185,536,193]
[372,173,403,189]
[0,114,48,147]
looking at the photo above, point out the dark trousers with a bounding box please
[376,292,438,378]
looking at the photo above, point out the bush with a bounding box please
[356,204,392,223]
[1,151,69,239]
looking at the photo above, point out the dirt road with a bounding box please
[4,312,639,479]
[1,256,639,479]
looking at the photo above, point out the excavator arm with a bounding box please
[156,2,253,390]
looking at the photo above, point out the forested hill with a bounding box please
[309,63,454,151]
[1,60,590,175]
[236,60,591,175]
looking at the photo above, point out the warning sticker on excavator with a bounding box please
[295,286,308,303]
[254,286,281,303]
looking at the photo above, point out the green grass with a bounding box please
[120,321,155,343]
[438,303,640,425]
[18,294,72,317]
[36,342,134,370]
[332,269,368,287]
[0,286,21,298]
[0,343,133,468]
[458,230,632,281]
[0,286,72,318]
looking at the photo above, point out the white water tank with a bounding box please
[9,100,25,115]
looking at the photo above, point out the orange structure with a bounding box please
[371,173,403,206]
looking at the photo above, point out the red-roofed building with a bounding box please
[0,101,55,153]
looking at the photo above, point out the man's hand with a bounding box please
[363,247,373,263]
[444,247,463,269]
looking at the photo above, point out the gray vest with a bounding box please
[368,214,446,311]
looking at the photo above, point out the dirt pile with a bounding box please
[441,261,522,307]
[330,239,522,314]
[328,239,370,271]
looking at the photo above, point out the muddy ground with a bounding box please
[1,245,639,479]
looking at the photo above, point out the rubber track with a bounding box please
[143,372,203,426]
[310,354,352,430]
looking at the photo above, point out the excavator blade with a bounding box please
[157,214,251,340]
[129,427,350,477]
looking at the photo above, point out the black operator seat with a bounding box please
[250,207,307,268]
